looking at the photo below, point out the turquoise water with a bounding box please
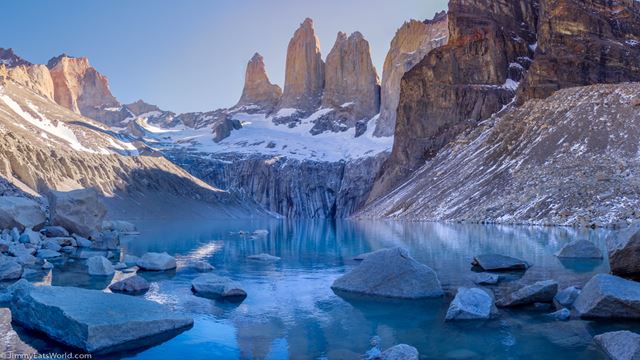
[15,220,639,359]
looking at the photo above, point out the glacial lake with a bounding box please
[14,219,640,359]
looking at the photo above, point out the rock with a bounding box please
[445,287,494,321]
[10,227,19,242]
[0,255,22,281]
[43,239,62,252]
[472,272,500,285]
[86,256,114,276]
[0,196,46,231]
[322,31,380,122]
[191,274,247,300]
[247,253,281,261]
[41,226,69,238]
[137,252,176,271]
[9,244,36,266]
[72,234,93,248]
[0,307,37,356]
[277,18,325,113]
[91,230,120,250]
[353,251,375,261]
[19,228,40,245]
[608,225,640,278]
[594,331,640,360]
[109,275,150,294]
[101,220,137,233]
[235,53,282,110]
[497,280,558,307]
[35,249,62,259]
[48,189,107,238]
[113,262,127,270]
[373,12,449,137]
[186,260,214,272]
[52,236,76,247]
[574,274,640,319]
[331,247,443,299]
[471,254,528,271]
[555,240,602,259]
[547,308,571,321]
[7,279,193,353]
[42,260,54,270]
[554,286,581,308]
[61,246,75,254]
[124,254,140,266]
[379,344,419,360]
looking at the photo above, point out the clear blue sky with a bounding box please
[4,0,447,113]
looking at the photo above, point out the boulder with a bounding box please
[574,274,640,319]
[48,189,107,238]
[380,344,419,360]
[113,262,127,270]
[123,254,140,266]
[86,256,114,276]
[247,253,281,261]
[101,220,137,233]
[607,225,640,278]
[35,249,62,259]
[547,308,571,321]
[497,280,558,307]
[72,234,93,248]
[109,275,150,294]
[555,240,602,259]
[137,252,176,271]
[0,255,22,281]
[0,196,45,231]
[445,287,494,321]
[19,228,40,245]
[0,307,37,355]
[472,273,500,285]
[554,286,581,308]
[7,279,193,353]
[594,331,640,360]
[191,274,247,300]
[41,226,69,238]
[43,239,62,252]
[331,247,443,299]
[471,254,528,271]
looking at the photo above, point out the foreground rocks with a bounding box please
[0,196,45,231]
[331,247,443,299]
[574,274,640,319]
[445,287,494,321]
[137,252,177,271]
[471,254,528,271]
[7,279,193,353]
[191,274,247,300]
[594,331,640,360]
[497,280,558,307]
[48,189,107,238]
[555,240,602,259]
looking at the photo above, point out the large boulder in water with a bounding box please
[191,274,247,300]
[574,274,640,319]
[471,254,528,271]
[109,275,150,294]
[48,189,106,238]
[86,256,114,276]
[445,287,494,321]
[496,280,558,307]
[331,247,443,299]
[0,196,45,231]
[594,330,640,360]
[607,225,640,278]
[380,344,419,360]
[555,240,602,259]
[7,279,193,353]
[137,252,176,271]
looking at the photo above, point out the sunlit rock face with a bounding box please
[236,53,282,111]
[277,18,325,114]
[373,12,449,137]
[322,31,380,122]
[368,0,538,201]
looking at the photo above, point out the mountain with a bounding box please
[236,53,282,111]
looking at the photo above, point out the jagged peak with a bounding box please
[425,10,448,24]
[0,48,32,67]
[46,53,91,69]
[301,17,314,29]
[349,31,365,41]
[249,52,264,64]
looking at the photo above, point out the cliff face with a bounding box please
[373,13,449,137]
[322,31,380,121]
[278,18,325,113]
[369,0,539,201]
[0,64,55,101]
[236,53,282,110]
[519,0,640,101]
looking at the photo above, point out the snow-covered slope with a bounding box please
[358,83,640,227]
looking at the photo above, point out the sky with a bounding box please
[3,0,448,113]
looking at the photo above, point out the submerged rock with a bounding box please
[547,308,571,321]
[87,256,115,276]
[247,253,281,261]
[497,280,558,307]
[7,279,193,353]
[472,254,528,271]
[331,247,443,299]
[472,273,500,285]
[191,274,247,300]
[0,196,46,231]
[379,344,419,360]
[574,274,640,319]
[594,330,640,360]
[137,252,176,271]
[445,287,494,321]
[185,260,214,272]
[109,275,150,294]
[554,286,581,308]
[555,240,602,259]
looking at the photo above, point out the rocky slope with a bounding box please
[358,83,640,227]
[373,12,449,137]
